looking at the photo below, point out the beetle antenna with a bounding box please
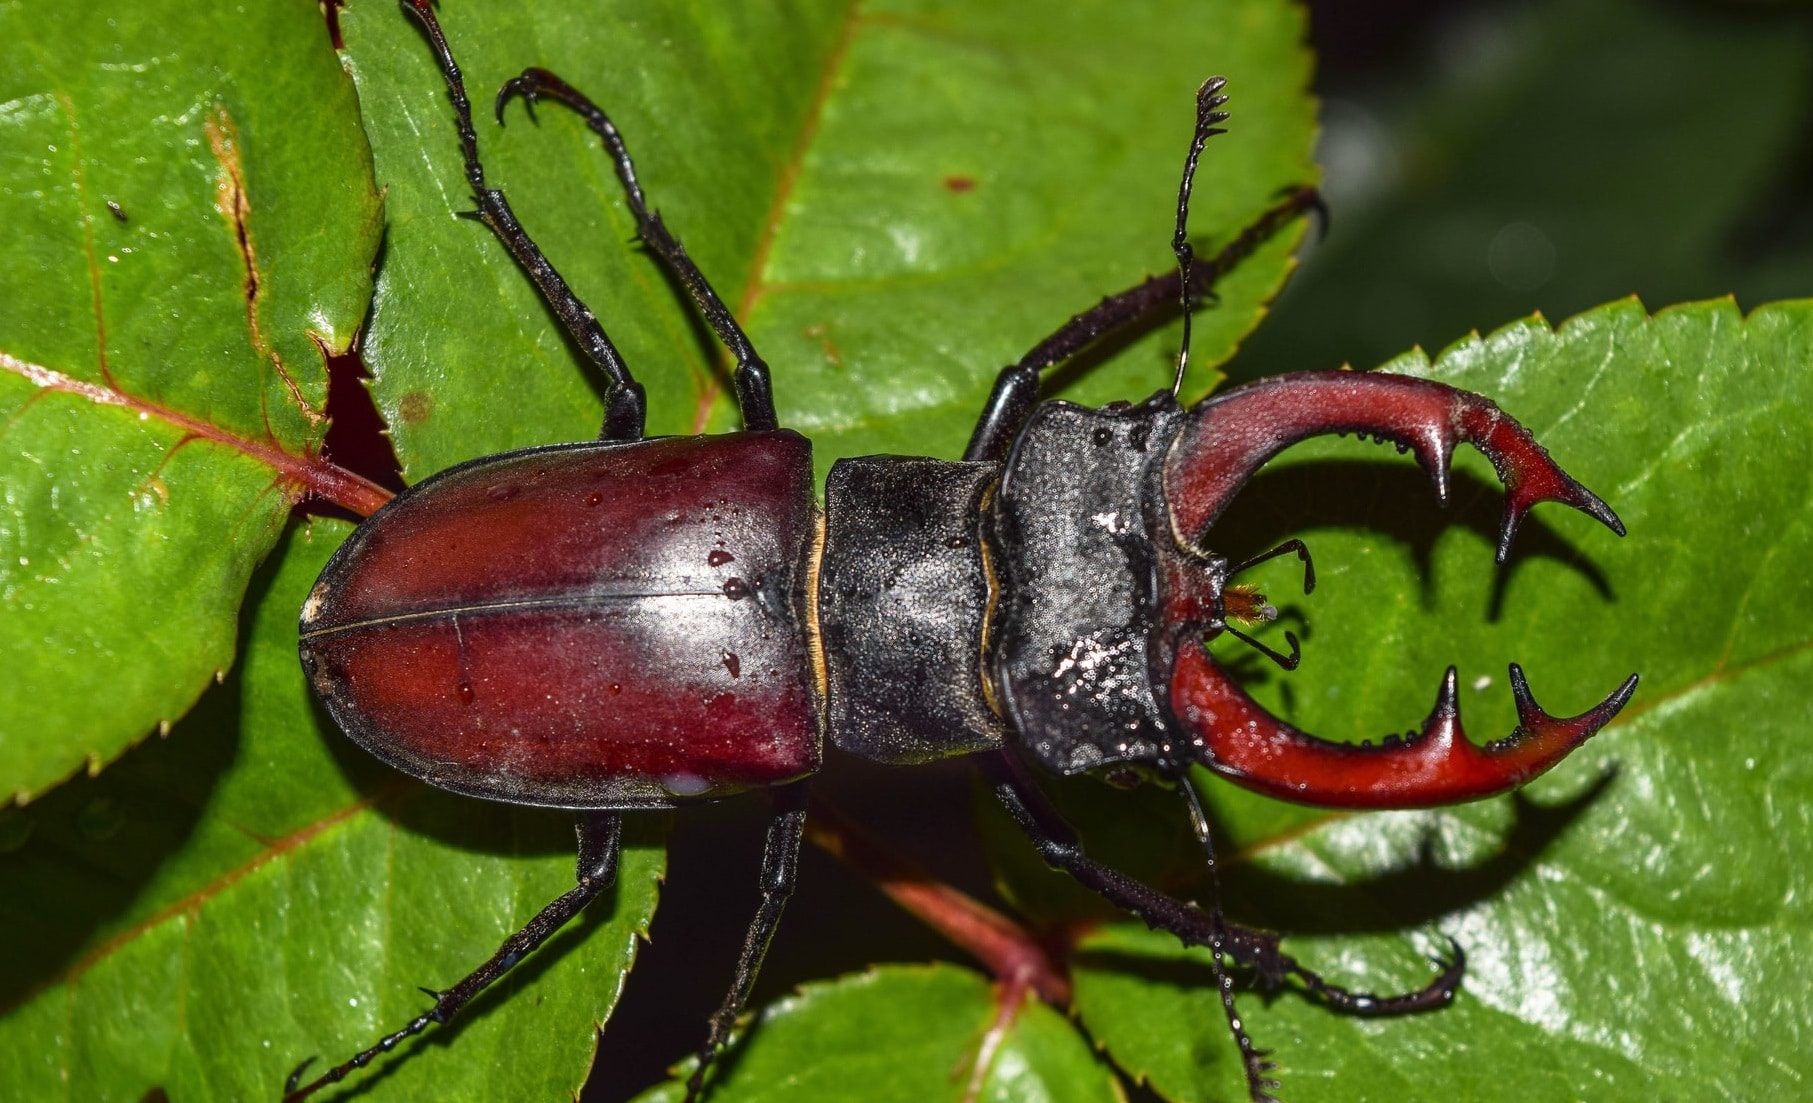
[1176,775,1281,1098]
[1170,78,1231,399]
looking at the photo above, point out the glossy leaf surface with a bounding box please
[3,0,1317,1099]
[338,0,1316,477]
[0,1,383,801]
[633,965,1120,1103]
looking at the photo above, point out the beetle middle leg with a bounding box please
[402,0,647,440]
[984,753,1460,1102]
[282,812,624,1102]
[684,783,809,1103]
[495,66,779,433]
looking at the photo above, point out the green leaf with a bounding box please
[0,1,383,800]
[633,965,1120,1103]
[337,0,1316,478]
[1062,298,1813,1101]
[0,521,666,1101]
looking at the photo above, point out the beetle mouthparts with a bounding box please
[1173,652,1638,808]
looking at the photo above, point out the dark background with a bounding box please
[587,1,1813,1097]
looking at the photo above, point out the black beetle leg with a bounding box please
[495,67,778,433]
[401,0,647,440]
[282,812,624,1101]
[684,783,809,1103]
[1223,923,1465,1016]
[964,184,1321,463]
[985,753,1280,1101]
[988,753,1466,1100]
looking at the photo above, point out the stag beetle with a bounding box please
[289,3,1638,1099]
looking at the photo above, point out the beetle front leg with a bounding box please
[985,753,1278,1100]
[964,185,1322,463]
[1222,923,1464,1017]
[282,812,624,1101]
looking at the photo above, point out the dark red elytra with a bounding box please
[300,433,821,809]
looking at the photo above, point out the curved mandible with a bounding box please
[1160,369,1635,808]
[1162,370,1624,562]
[1174,653,1637,807]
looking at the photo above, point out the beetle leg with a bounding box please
[1174,770,1279,1097]
[988,753,1464,1100]
[986,753,1278,1100]
[495,68,778,433]
[401,0,647,440]
[684,783,808,1103]
[282,812,623,1101]
[964,185,1322,463]
[1225,923,1464,1016]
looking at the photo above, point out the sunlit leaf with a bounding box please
[634,965,1119,1103]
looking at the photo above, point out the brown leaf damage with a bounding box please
[203,106,324,430]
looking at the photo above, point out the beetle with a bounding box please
[287,3,1638,1100]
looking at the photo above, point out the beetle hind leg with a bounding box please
[281,812,624,1101]
[684,784,808,1103]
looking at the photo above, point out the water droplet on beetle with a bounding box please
[608,683,622,696]
[709,549,735,567]
[585,492,603,507]
[722,651,741,678]
[456,680,475,706]
[723,577,750,599]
